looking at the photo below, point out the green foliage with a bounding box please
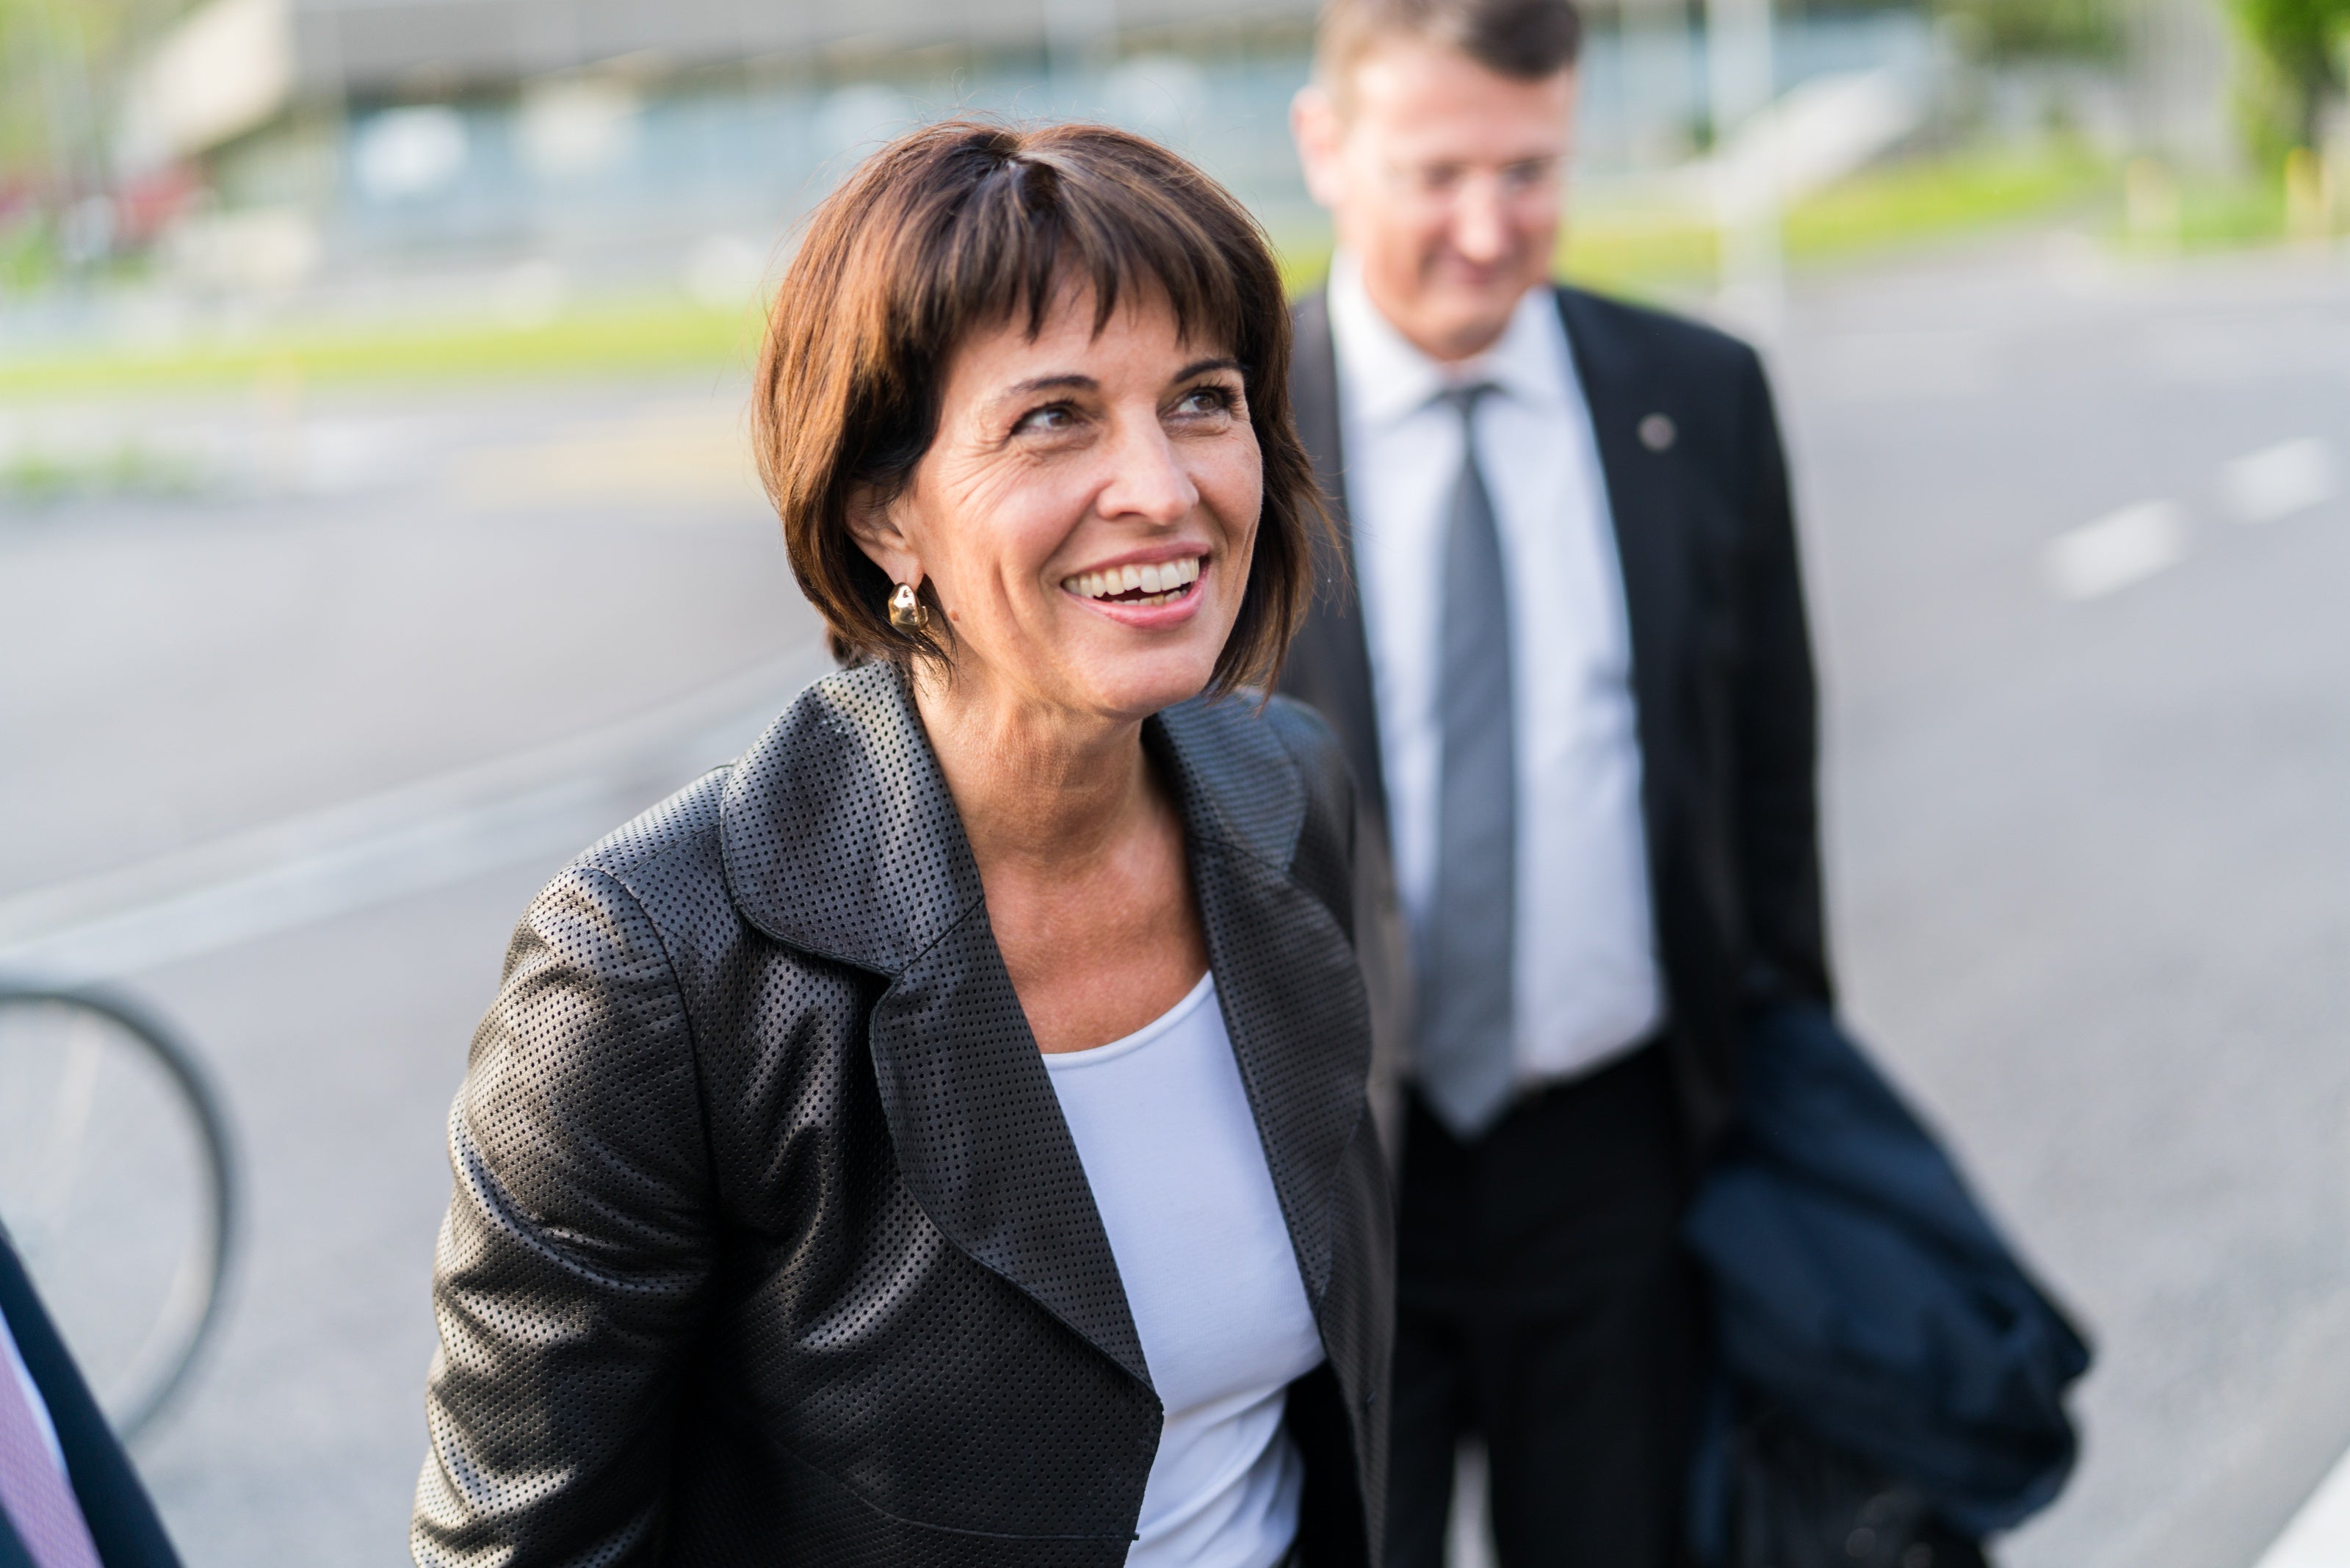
[0,0,194,188]
[1,440,203,502]
[2230,0,2350,153]
[1935,0,2123,62]
[0,214,57,292]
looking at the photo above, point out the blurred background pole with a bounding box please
[1705,0,1782,339]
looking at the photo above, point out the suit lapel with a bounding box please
[0,1506,31,1568]
[0,1232,182,1567]
[1557,286,1691,815]
[1282,294,1391,826]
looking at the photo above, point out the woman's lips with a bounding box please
[1060,555,1210,624]
[1060,554,1204,606]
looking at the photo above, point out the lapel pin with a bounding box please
[1638,413,1677,452]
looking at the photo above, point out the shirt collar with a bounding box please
[1326,250,1571,428]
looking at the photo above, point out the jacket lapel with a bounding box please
[1152,702,1368,1309]
[720,666,1367,1381]
[721,665,1149,1387]
[1557,286,1691,823]
[1283,294,1392,827]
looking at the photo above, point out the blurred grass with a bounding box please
[0,297,759,400]
[0,145,2160,397]
[1278,144,2111,297]
[1561,144,2110,294]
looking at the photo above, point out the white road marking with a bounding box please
[0,648,829,984]
[2254,1441,2350,1568]
[2222,437,2337,524]
[2043,501,2190,600]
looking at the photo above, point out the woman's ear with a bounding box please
[846,483,922,588]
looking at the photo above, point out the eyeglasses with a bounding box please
[1381,156,1565,209]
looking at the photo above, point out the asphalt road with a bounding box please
[3,232,2347,1567]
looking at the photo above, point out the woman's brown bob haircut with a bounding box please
[754,119,1328,697]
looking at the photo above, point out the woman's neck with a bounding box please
[911,665,1162,878]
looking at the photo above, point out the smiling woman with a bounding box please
[756,120,1321,697]
[413,120,1393,1568]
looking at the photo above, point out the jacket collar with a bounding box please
[717,663,1353,1387]
[717,663,1308,975]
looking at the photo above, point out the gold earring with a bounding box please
[889,582,930,633]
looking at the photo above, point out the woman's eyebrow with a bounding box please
[1002,373,1097,397]
[1176,356,1244,379]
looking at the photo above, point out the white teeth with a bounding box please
[1059,556,1204,601]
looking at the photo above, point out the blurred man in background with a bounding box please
[0,1228,182,1567]
[1282,0,1832,1561]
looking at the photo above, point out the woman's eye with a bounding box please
[1176,386,1237,417]
[1014,404,1077,435]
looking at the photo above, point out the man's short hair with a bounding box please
[1314,0,1584,105]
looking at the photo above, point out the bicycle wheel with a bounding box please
[0,983,238,1440]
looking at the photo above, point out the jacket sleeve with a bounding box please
[413,864,716,1568]
[1730,347,1834,1006]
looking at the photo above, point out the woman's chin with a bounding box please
[1062,643,1227,720]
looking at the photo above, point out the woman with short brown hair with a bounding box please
[413,120,1392,1568]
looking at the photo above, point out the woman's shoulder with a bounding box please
[562,765,734,931]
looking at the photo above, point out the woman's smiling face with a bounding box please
[853,281,1263,725]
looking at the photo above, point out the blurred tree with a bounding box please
[0,0,192,193]
[1935,0,2124,62]
[2230,0,2350,153]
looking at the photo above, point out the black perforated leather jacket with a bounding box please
[412,663,1393,1567]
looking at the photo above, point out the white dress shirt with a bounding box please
[1328,253,1663,1089]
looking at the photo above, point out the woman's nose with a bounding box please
[1096,422,1198,525]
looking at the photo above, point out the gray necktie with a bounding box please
[1417,383,1518,1139]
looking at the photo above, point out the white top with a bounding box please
[1328,252,1663,1088]
[1042,972,1326,1567]
[1,1301,70,1475]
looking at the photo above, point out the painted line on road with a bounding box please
[0,646,831,985]
[2223,436,2337,524]
[2043,500,2190,601]
[2255,1440,2350,1568]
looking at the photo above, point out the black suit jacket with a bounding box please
[1278,285,1832,1149]
[416,662,1393,1567]
[0,1233,181,1568]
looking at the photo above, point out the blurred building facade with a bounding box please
[120,0,1948,297]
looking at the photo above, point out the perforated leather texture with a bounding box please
[413,662,1392,1567]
